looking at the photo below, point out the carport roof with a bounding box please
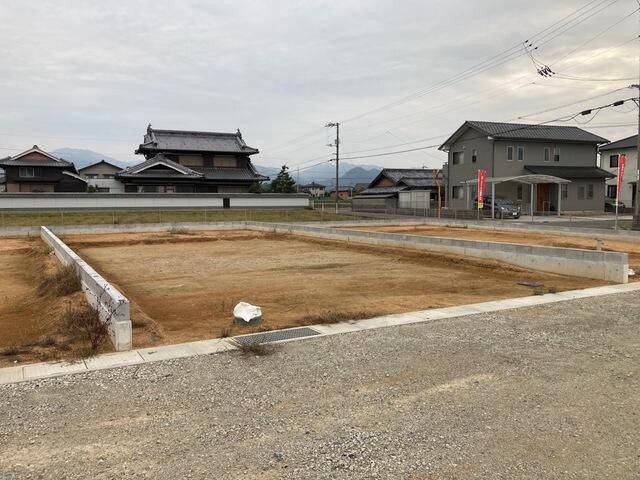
[460,174,571,185]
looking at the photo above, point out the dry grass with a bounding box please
[236,341,275,357]
[60,303,108,352]
[37,264,81,297]
[169,227,193,235]
[296,310,382,326]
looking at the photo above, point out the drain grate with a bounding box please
[233,327,321,345]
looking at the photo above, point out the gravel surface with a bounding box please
[1,291,639,479]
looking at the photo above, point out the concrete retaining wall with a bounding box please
[248,222,629,283]
[40,226,132,351]
[0,193,309,210]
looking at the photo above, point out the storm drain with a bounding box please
[233,327,321,345]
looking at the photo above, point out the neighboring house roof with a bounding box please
[398,177,440,188]
[0,145,73,168]
[118,154,204,178]
[136,125,259,155]
[358,186,408,195]
[524,165,615,179]
[368,168,442,188]
[62,171,88,183]
[78,160,123,173]
[599,134,637,151]
[439,121,609,150]
[117,154,268,182]
[301,181,326,188]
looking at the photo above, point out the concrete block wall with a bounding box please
[40,226,132,351]
[248,222,629,284]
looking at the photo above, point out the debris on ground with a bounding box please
[517,280,543,288]
[233,302,262,324]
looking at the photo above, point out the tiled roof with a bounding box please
[137,126,259,154]
[525,165,615,179]
[380,168,441,183]
[198,167,268,181]
[78,160,123,172]
[0,145,73,168]
[398,177,440,188]
[359,186,407,195]
[440,121,608,149]
[599,135,637,151]
[301,181,326,188]
[118,155,204,178]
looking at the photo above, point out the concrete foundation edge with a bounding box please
[39,226,133,351]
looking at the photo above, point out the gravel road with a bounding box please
[1,291,639,479]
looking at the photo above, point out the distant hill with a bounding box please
[52,148,130,170]
[255,162,381,186]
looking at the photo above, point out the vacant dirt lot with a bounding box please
[359,224,640,269]
[1,290,638,479]
[0,238,111,366]
[66,230,603,345]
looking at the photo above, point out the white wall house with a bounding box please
[599,135,638,207]
[78,160,125,193]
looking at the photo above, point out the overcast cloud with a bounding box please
[0,0,637,170]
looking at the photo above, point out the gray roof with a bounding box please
[359,186,408,195]
[137,126,259,155]
[525,165,615,179]
[78,160,123,173]
[379,168,441,183]
[440,121,608,149]
[398,177,440,188]
[199,167,267,181]
[118,155,204,178]
[301,181,326,188]
[599,135,637,152]
[0,145,74,168]
[117,154,268,182]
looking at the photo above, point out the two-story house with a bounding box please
[0,145,87,193]
[117,125,268,193]
[440,121,613,213]
[78,160,124,193]
[599,134,637,208]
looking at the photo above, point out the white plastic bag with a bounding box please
[233,302,262,323]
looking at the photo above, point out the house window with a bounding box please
[553,146,560,162]
[561,184,568,200]
[213,156,237,168]
[471,149,477,163]
[609,155,619,168]
[506,146,514,161]
[452,151,464,165]
[470,185,477,198]
[577,186,585,200]
[517,146,524,161]
[19,167,35,178]
[587,184,594,200]
[543,147,551,162]
[607,185,617,198]
[517,184,523,201]
[452,186,464,199]
[142,185,158,193]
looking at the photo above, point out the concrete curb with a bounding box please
[2,282,639,386]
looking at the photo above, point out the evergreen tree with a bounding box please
[269,165,296,193]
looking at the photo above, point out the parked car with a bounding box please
[604,197,625,212]
[473,196,521,219]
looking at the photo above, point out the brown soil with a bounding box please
[0,238,113,366]
[67,230,604,346]
[355,225,640,271]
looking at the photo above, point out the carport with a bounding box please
[460,174,571,221]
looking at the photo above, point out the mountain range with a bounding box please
[50,148,383,186]
[52,148,130,170]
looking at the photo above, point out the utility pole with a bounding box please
[632,3,640,230]
[326,122,340,210]
[632,82,640,230]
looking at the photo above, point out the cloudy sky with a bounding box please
[0,0,637,171]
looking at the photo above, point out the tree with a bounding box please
[269,165,296,193]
